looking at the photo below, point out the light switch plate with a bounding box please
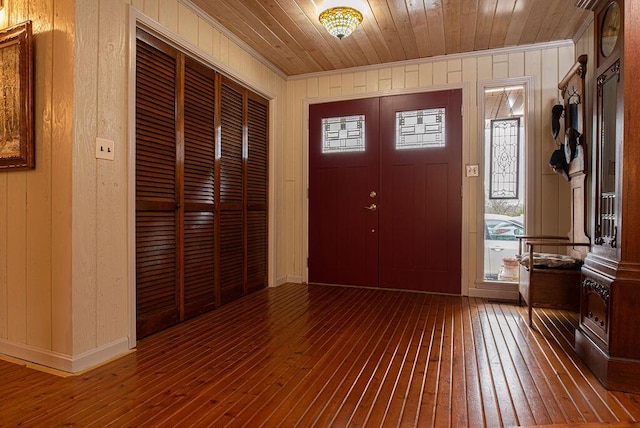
[96,138,115,161]
[466,164,479,177]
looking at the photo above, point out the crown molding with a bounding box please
[287,39,576,81]
[179,0,287,80]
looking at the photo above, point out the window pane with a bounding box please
[395,108,446,150]
[482,84,526,283]
[489,118,520,199]
[321,115,365,153]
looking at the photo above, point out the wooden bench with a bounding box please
[517,55,590,327]
[517,236,590,326]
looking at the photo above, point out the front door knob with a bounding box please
[364,203,377,211]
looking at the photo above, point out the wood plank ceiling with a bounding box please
[189,0,593,76]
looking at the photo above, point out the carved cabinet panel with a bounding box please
[580,275,611,348]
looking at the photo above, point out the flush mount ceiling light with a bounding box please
[318,6,363,39]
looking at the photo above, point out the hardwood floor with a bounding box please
[1,283,640,427]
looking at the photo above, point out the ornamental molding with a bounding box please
[583,277,610,303]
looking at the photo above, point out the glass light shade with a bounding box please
[318,6,363,39]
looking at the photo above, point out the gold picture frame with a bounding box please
[0,21,34,170]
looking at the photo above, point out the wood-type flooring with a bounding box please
[1,283,640,427]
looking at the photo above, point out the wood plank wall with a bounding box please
[0,0,75,356]
[0,0,286,371]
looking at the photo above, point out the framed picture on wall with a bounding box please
[0,21,34,171]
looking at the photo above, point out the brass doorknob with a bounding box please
[364,204,377,211]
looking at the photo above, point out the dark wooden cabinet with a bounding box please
[576,0,640,393]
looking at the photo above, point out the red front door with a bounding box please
[309,90,462,293]
[309,98,380,287]
[379,90,462,293]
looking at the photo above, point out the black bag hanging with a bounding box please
[549,145,570,181]
[551,104,564,140]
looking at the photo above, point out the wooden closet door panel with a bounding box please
[247,211,267,292]
[219,81,244,206]
[183,212,215,317]
[246,96,268,292]
[184,60,216,205]
[218,80,244,303]
[136,212,177,337]
[183,58,216,319]
[220,211,244,304]
[247,97,268,207]
[135,35,180,338]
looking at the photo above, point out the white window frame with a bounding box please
[475,77,535,293]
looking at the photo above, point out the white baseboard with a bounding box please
[274,275,303,286]
[0,337,131,374]
[467,286,519,301]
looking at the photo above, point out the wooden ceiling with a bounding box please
[189,0,593,77]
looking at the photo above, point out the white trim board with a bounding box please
[130,8,278,101]
[288,40,575,81]
[177,0,287,81]
[0,337,130,374]
[275,276,304,287]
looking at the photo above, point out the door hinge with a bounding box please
[307,188,309,199]
[307,257,309,267]
[461,104,464,117]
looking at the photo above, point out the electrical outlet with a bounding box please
[466,164,479,177]
[96,138,115,161]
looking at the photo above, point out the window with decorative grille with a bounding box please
[481,85,526,283]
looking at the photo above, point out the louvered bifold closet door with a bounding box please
[135,31,268,338]
[246,94,269,293]
[135,33,180,338]
[218,79,245,304]
[183,58,216,319]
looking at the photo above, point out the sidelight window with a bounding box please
[482,85,527,283]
